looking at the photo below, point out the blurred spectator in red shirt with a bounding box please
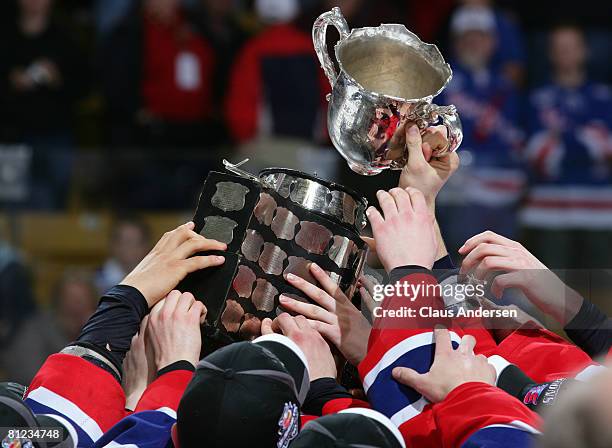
[406,0,455,43]
[100,0,216,147]
[224,0,329,143]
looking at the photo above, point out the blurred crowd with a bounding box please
[1,0,612,384]
[0,216,152,383]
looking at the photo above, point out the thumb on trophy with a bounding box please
[405,124,428,170]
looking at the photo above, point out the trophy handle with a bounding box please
[312,7,350,88]
[425,104,463,156]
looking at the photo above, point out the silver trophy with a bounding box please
[313,7,463,175]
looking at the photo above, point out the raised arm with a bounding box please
[24,222,226,444]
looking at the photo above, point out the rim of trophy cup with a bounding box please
[332,21,454,103]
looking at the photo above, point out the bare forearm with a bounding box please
[433,219,448,262]
[429,202,448,262]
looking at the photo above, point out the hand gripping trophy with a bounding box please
[313,7,463,175]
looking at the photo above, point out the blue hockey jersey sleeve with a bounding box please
[92,409,176,448]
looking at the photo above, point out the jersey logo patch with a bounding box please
[277,401,299,448]
[523,384,547,406]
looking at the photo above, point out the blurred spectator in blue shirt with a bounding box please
[460,0,525,86]
[436,5,525,255]
[94,0,136,40]
[521,24,612,268]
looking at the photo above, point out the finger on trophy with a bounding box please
[421,126,449,160]
[359,285,377,317]
[276,293,309,316]
[360,236,376,253]
[284,256,317,286]
[202,216,238,245]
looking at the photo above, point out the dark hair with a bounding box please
[110,214,151,243]
[549,20,585,37]
[50,268,98,310]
